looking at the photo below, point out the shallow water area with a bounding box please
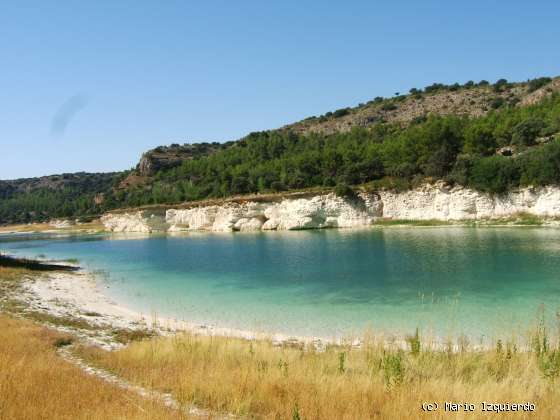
[1,227,559,342]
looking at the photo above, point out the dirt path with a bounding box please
[57,345,234,419]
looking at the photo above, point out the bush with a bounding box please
[448,154,475,185]
[270,181,286,192]
[382,351,405,387]
[528,77,552,93]
[518,140,560,186]
[231,176,250,194]
[512,118,545,146]
[425,83,446,93]
[468,156,519,193]
[381,102,397,111]
[493,78,509,92]
[334,183,356,198]
[333,108,350,118]
[464,124,496,156]
[490,97,505,109]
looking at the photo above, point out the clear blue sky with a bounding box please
[1,1,559,179]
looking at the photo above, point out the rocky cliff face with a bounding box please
[136,143,228,176]
[101,210,168,233]
[100,182,560,233]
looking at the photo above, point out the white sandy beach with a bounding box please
[19,269,336,350]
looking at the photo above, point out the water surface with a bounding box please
[2,228,559,340]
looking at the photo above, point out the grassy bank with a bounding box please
[75,326,560,419]
[0,314,182,420]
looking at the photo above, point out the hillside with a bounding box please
[0,173,118,224]
[283,77,560,135]
[1,76,560,225]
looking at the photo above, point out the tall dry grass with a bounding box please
[0,315,185,420]
[77,325,560,419]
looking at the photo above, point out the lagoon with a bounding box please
[2,227,559,341]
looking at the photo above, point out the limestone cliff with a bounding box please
[100,182,560,233]
[101,210,168,233]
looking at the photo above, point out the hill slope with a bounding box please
[283,77,560,135]
[1,76,559,224]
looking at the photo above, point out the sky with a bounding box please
[1,1,559,179]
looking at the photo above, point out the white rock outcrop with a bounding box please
[100,183,560,233]
[101,211,168,233]
[49,219,74,229]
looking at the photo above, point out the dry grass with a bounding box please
[76,328,560,419]
[0,315,186,420]
[0,266,34,301]
[0,220,105,233]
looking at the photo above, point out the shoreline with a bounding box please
[2,215,560,238]
[2,227,556,353]
[18,269,340,350]
[11,265,541,353]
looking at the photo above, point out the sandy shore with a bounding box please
[17,269,335,350]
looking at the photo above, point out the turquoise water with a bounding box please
[1,228,560,340]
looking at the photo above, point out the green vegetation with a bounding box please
[333,182,356,198]
[1,78,559,224]
[125,93,560,203]
[528,77,553,93]
[0,172,118,224]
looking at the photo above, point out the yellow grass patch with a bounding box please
[77,331,560,419]
[0,315,184,420]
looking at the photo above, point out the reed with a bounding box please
[76,320,560,419]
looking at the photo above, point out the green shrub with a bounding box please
[333,108,350,118]
[493,78,509,92]
[512,118,545,146]
[528,77,552,93]
[490,97,505,109]
[382,351,405,387]
[468,156,519,193]
[381,102,397,111]
[270,181,286,192]
[334,183,356,198]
